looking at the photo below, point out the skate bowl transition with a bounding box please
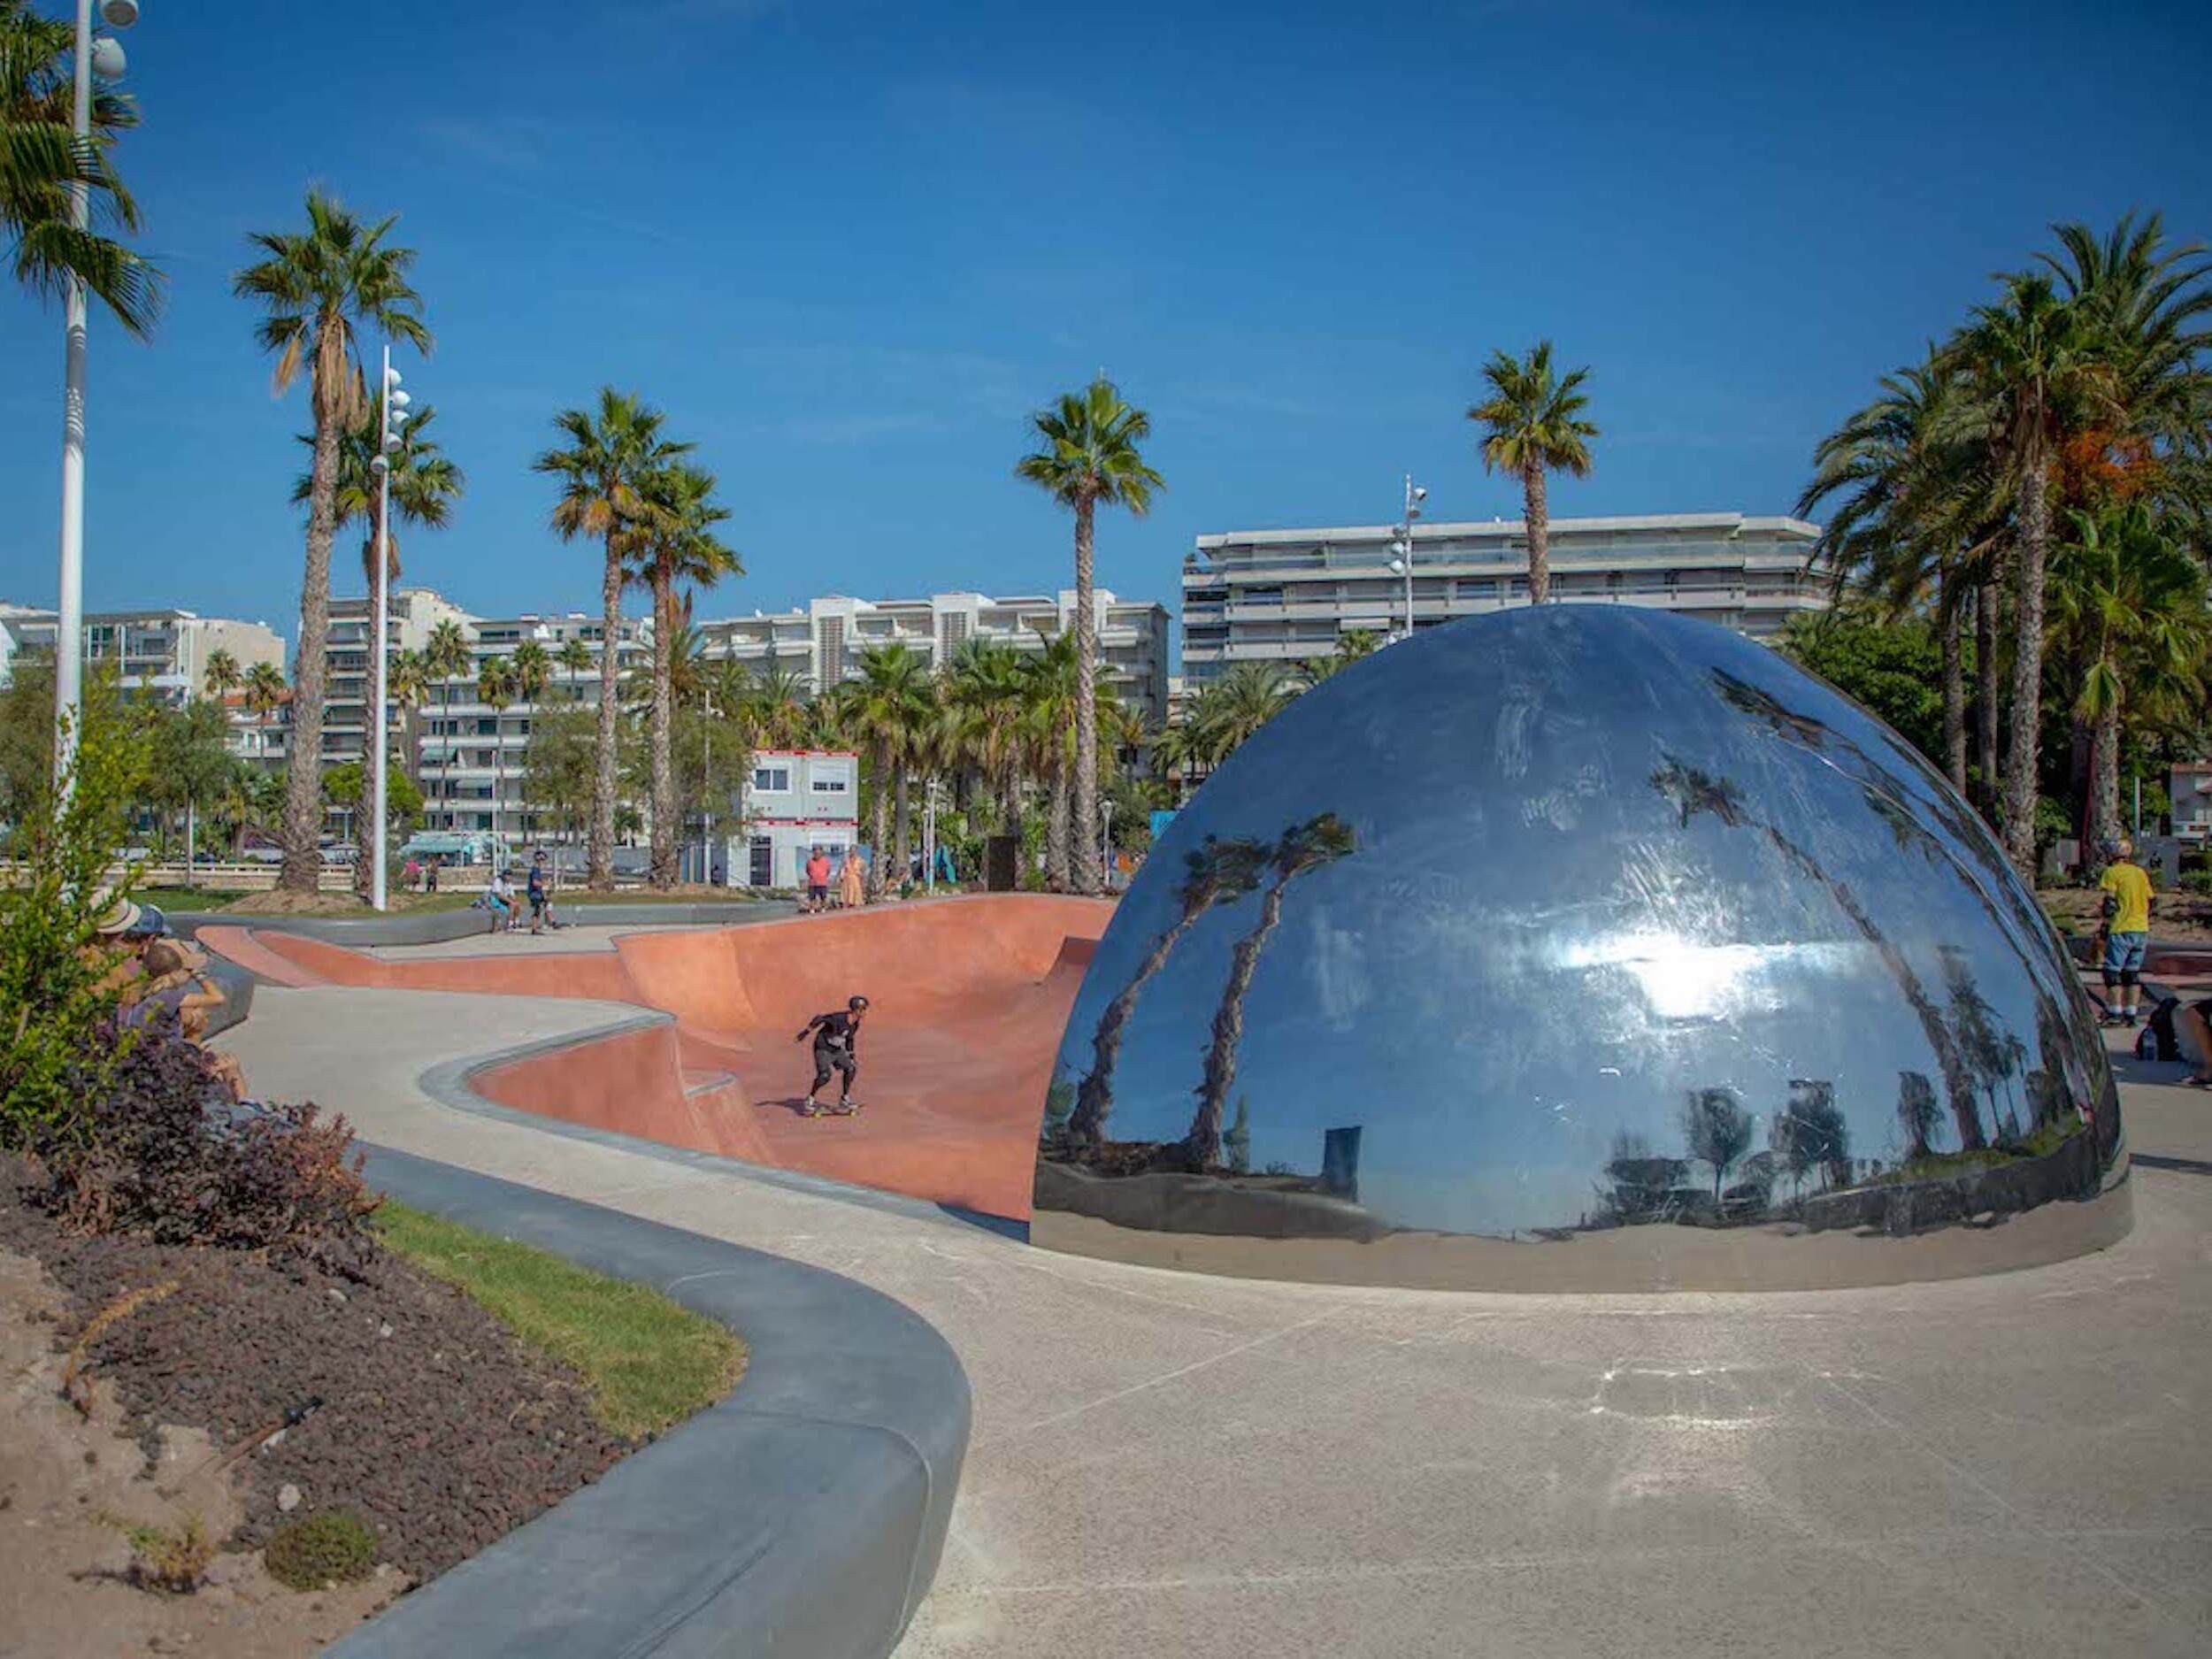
[203,896,1111,1219]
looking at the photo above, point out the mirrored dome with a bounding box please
[1033,607,2128,1292]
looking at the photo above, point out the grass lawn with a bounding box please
[371,1202,746,1439]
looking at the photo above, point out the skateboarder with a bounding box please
[795,995,869,1117]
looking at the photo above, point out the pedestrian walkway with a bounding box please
[216,983,2212,1659]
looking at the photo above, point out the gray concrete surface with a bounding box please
[217,988,2212,1659]
[328,1148,970,1659]
[360,921,726,958]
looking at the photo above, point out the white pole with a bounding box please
[702,689,715,886]
[371,346,392,911]
[50,0,95,797]
[1402,472,1416,637]
[925,776,937,894]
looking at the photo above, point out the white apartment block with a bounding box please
[414,608,653,836]
[697,590,1172,726]
[0,601,284,703]
[724,749,861,888]
[319,587,476,772]
[1180,513,1828,682]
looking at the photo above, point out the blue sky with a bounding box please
[3,0,2208,648]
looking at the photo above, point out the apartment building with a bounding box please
[698,589,1171,726]
[317,587,475,772]
[415,609,653,836]
[2172,759,2212,847]
[1180,513,1828,683]
[725,749,861,888]
[0,601,284,703]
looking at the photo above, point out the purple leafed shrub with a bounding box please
[37,1010,379,1267]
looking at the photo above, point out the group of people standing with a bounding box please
[802,846,867,915]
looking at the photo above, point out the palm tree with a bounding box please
[201,648,242,704]
[509,639,551,841]
[478,655,518,850]
[534,388,692,889]
[388,646,429,786]
[745,660,810,748]
[234,189,429,892]
[289,400,463,775]
[1797,356,2003,797]
[2049,503,2210,852]
[1186,814,1357,1167]
[422,618,472,830]
[1016,377,1164,896]
[850,643,933,901]
[557,636,594,702]
[943,639,1030,839]
[1945,273,2095,878]
[1467,342,1598,605]
[1067,835,1270,1147]
[627,461,736,887]
[1190,663,1298,766]
[1020,631,1079,891]
[243,660,287,771]
[2,0,161,334]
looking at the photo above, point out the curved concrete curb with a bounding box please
[328,1144,972,1659]
[166,899,785,948]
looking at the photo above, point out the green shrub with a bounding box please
[2181,870,2212,899]
[122,1514,215,1594]
[264,1510,377,1591]
[0,689,150,1150]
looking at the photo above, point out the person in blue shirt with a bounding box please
[526,852,551,935]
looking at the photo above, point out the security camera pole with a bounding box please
[50,0,142,798]
[1386,473,1426,643]
[368,349,411,910]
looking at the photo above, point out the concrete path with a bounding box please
[361,922,727,959]
[217,990,2212,1659]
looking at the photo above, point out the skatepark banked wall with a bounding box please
[205,896,1111,1219]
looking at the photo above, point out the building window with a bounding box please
[753,765,790,792]
[749,837,773,887]
[810,772,848,794]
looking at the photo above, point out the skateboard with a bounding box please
[800,1100,862,1118]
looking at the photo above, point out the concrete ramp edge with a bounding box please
[328,1143,972,1659]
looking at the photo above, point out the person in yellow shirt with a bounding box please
[2097,838,2154,1027]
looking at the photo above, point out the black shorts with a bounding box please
[529,893,548,916]
[812,1041,856,1078]
[808,884,829,902]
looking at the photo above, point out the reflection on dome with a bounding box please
[1032,607,2128,1293]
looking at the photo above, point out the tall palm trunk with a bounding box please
[1001,749,1022,841]
[1523,459,1551,605]
[1187,882,1291,1167]
[589,536,621,889]
[866,737,891,902]
[280,418,343,894]
[1044,757,1071,893]
[1071,493,1102,895]
[2003,456,2054,881]
[1975,576,2002,819]
[1939,575,1968,795]
[2086,692,2123,856]
[1071,907,1205,1145]
[649,572,677,888]
[892,764,912,896]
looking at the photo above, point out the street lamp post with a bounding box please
[368,350,410,910]
[1386,473,1426,643]
[924,776,938,895]
[1101,798,1115,887]
[50,0,141,797]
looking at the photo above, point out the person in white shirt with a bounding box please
[484,870,516,935]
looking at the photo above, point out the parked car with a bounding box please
[320,844,358,865]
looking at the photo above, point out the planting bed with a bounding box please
[0,1156,631,1587]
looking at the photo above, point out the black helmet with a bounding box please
[848,995,870,1012]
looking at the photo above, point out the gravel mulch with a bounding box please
[0,1157,632,1583]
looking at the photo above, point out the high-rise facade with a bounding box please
[0,601,285,703]
[1180,512,1827,683]
[698,589,1171,726]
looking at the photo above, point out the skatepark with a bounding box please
[200,896,1112,1221]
